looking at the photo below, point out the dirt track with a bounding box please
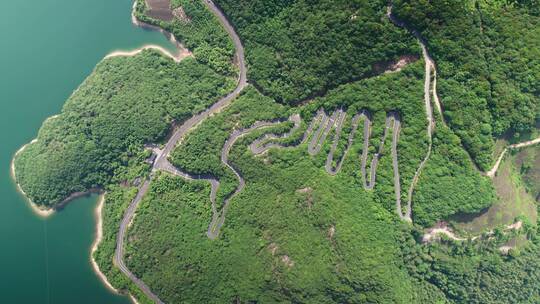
[487,137,540,178]
[145,0,174,21]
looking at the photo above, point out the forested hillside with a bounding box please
[393,0,540,170]
[12,0,540,303]
[128,62,429,302]
[135,0,235,74]
[214,0,418,103]
[14,54,233,206]
[400,220,540,303]
[413,125,496,227]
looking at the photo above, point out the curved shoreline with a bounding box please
[104,1,193,63]
[10,139,54,218]
[104,44,190,62]
[113,0,248,302]
[10,0,195,302]
[98,2,197,302]
[10,0,191,220]
[13,141,104,218]
[129,295,141,304]
[13,0,536,303]
[11,107,60,216]
[90,195,119,294]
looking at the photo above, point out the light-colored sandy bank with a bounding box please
[11,137,101,218]
[11,1,191,302]
[129,294,141,304]
[104,0,193,63]
[91,195,144,303]
[90,195,120,294]
[104,44,190,62]
[10,0,193,218]
[10,139,54,218]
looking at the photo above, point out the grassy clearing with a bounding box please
[452,156,537,235]
[515,145,540,202]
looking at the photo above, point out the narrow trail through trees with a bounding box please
[487,137,540,178]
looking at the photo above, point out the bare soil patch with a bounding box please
[372,55,419,74]
[173,7,191,23]
[145,0,174,21]
[296,187,313,209]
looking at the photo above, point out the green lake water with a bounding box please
[0,0,175,302]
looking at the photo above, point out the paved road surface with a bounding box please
[114,0,246,302]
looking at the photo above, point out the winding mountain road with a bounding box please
[387,3,540,239]
[388,3,540,199]
[237,109,406,220]
[207,120,291,238]
[387,4,442,221]
[114,0,246,302]
[114,2,458,302]
[208,4,449,231]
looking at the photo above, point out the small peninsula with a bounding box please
[12,0,540,303]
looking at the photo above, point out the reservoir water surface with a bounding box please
[0,0,175,302]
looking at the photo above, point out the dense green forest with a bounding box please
[413,125,496,227]
[400,220,540,304]
[94,183,154,303]
[127,68,539,303]
[214,0,418,103]
[135,0,235,74]
[171,62,430,216]
[393,0,540,170]
[14,53,233,206]
[127,81,422,302]
[13,0,540,303]
[126,170,414,303]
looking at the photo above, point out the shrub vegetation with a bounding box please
[14,53,233,206]
[393,0,540,170]
[13,0,540,303]
[214,0,418,103]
